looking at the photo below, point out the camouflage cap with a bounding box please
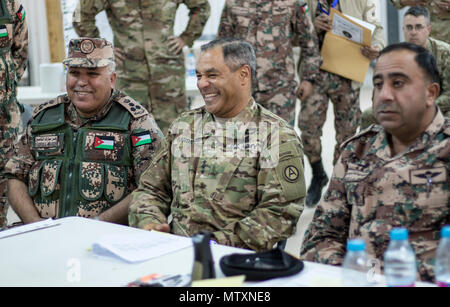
[63,38,114,68]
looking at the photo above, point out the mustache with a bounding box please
[375,103,399,113]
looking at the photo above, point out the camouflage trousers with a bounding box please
[360,99,450,130]
[253,82,297,127]
[115,57,188,135]
[298,73,361,165]
[0,100,21,230]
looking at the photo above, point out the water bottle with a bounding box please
[435,225,450,287]
[384,228,417,287]
[186,51,196,78]
[342,239,370,287]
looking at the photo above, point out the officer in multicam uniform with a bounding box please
[360,6,450,130]
[390,0,450,44]
[298,0,385,208]
[218,0,322,127]
[5,38,164,225]
[72,0,210,135]
[0,0,27,230]
[129,38,306,252]
[301,43,449,282]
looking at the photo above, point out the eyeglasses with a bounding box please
[404,24,427,32]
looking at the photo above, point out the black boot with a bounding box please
[305,160,328,208]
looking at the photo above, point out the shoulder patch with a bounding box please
[32,95,67,117]
[444,118,450,136]
[115,94,148,118]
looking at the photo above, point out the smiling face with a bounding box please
[66,66,116,117]
[196,46,251,118]
[372,49,437,139]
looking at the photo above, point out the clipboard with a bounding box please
[320,9,373,83]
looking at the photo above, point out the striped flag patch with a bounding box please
[94,135,115,150]
[17,5,26,21]
[131,131,152,147]
[0,25,7,38]
[302,4,309,13]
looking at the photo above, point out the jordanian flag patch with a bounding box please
[0,25,7,38]
[17,5,26,21]
[94,135,115,150]
[302,4,309,14]
[131,131,152,147]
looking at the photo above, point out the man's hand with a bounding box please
[167,36,185,55]
[314,13,332,32]
[361,46,380,61]
[297,80,314,101]
[142,223,171,232]
[435,0,450,12]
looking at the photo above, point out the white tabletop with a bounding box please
[0,217,434,287]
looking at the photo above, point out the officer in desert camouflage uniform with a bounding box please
[298,0,385,208]
[360,6,450,129]
[391,0,450,43]
[0,0,27,230]
[301,43,449,282]
[72,0,210,135]
[129,38,306,251]
[5,38,163,225]
[218,0,322,127]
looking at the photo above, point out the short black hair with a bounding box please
[378,42,440,86]
[404,6,430,24]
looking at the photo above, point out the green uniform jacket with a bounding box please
[129,100,306,252]
[5,90,164,219]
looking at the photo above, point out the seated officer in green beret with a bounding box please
[5,38,164,225]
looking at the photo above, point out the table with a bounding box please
[0,217,434,287]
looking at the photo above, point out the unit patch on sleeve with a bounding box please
[131,131,152,147]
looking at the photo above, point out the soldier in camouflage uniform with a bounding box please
[0,0,27,230]
[391,0,450,43]
[361,6,450,130]
[298,0,385,208]
[301,43,449,282]
[72,0,210,135]
[129,38,306,251]
[218,0,322,127]
[5,38,164,225]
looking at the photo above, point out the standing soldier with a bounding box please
[390,0,450,44]
[298,0,385,207]
[0,0,27,230]
[5,38,164,225]
[72,0,210,134]
[218,0,322,126]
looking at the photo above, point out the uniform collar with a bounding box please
[373,107,445,161]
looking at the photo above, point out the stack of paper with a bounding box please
[92,232,193,263]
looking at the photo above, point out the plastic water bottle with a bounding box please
[186,51,196,78]
[342,239,370,287]
[435,225,450,287]
[384,228,417,287]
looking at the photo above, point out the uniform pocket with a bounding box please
[104,164,127,204]
[79,162,104,201]
[40,160,62,197]
[343,163,371,207]
[28,161,44,196]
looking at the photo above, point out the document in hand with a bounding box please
[320,9,375,83]
[92,231,193,263]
